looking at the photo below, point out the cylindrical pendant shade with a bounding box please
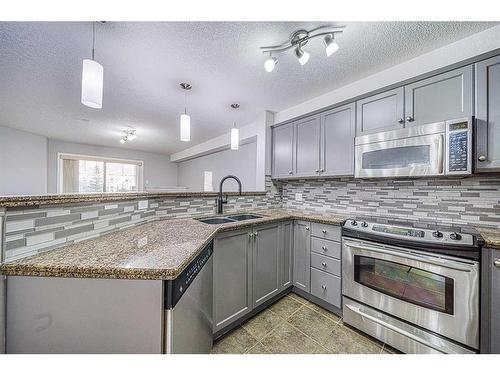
[81,59,103,109]
[230,127,239,150]
[180,114,191,142]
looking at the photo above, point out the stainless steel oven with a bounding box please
[354,118,472,178]
[341,219,481,354]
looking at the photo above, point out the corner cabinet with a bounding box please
[475,55,500,172]
[280,221,294,289]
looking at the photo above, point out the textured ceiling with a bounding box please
[0,21,497,155]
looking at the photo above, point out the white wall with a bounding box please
[0,126,48,195]
[177,141,257,192]
[275,25,500,123]
[46,139,178,194]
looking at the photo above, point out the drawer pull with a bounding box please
[322,229,327,234]
[306,226,310,231]
[321,285,327,290]
[494,259,500,268]
[321,262,327,267]
[322,246,327,251]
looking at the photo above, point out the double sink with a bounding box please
[197,214,263,225]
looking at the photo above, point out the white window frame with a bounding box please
[57,152,144,194]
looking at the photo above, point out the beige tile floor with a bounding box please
[211,293,399,354]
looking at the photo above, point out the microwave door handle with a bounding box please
[344,303,448,354]
[342,239,475,272]
[437,134,444,174]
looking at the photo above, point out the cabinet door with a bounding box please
[252,223,281,307]
[476,56,500,172]
[295,115,321,177]
[272,123,294,178]
[293,220,311,292]
[491,249,500,353]
[321,103,356,176]
[404,65,473,126]
[280,221,293,290]
[213,229,252,333]
[356,87,404,135]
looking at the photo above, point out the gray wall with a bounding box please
[177,141,257,192]
[47,139,179,194]
[0,126,47,195]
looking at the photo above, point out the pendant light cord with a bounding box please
[184,91,187,115]
[91,21,96,60]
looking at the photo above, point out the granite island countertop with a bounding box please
[0,208,349,280]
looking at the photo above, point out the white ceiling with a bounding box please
[0,21,497,155]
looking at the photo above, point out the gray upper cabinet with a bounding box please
[295,115,321,177]
[213,229,252,333]
[490,249,500,353]
[252,223,281,308]
[321,103,356,176]
[475,55,500,172]
[272,122,294,178]
[356,87,404,135]
[404,65,473,127]
[293,220,311,292]
[280,221,293,290]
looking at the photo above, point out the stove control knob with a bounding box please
[432,230,443,238]
[361,221,368,228]
[351,220,358,226]
[450,232,462,241]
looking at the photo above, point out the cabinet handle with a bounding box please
[398,118,405,124]
[254,232,258,237]
[321,262,327,267]
[248,233,254,239]
[320,169,324,173]
[288,171,293,175]
[322,246,327,251]
[305,226,310,231]
[494,259,500,268]
[322,229,327,234]
[478,155,487,162]
[321,285,327,290]
[315,169,319,173]
[406,116,414,122]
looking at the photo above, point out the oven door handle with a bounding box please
[344,303,448,353]
[343,239,475,272]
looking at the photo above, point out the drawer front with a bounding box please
[311,237,341,259]
[311,253,341,276]
[311,223,341,242]
[311,268,341,308]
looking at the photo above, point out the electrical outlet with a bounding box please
[295,193,303,201]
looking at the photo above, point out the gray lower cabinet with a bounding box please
[321,103,356,176]
[356,87,404,135]
[280,221,293,289]
[295,115,321,177]
[272,122,294,178]
[490,249,500,353]
[475,55,500,172]
[404,65,473,126]
[252,222,281,308]
[293,220,311,292]
[213,229,252,333]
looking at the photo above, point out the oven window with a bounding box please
[354,255,454,314]
[362,145,430,169]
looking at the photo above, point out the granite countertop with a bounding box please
[476,227,500,250]
[0,190,266,208]
[0,208,348,280]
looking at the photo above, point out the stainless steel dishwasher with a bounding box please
[163,241,213,354]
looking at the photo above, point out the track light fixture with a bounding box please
[260,25,345,71]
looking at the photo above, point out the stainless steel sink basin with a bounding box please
[197,214,263,224]
[198,217,236,225]
[225,214,263,221]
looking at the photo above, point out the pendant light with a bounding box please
[179,83,192,142]
[81,22,104,109]
[230,103,240,150]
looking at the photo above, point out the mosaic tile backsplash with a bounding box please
[3,174,500,262]
[278,175,500,228]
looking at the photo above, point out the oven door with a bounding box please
[342,238,479,349]
[354,132,445,178]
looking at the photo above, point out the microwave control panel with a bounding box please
[446,118,472,174]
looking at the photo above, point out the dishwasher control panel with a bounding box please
[164,241,213,309]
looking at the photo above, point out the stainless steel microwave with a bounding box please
[354,118,472,178]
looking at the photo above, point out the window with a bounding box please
[58,153,143,193]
